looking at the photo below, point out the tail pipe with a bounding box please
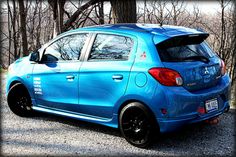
[224,106,230,113]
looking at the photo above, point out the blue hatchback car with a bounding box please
[6,24,231,147]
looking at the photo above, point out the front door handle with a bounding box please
[112,74,123,80]
[66,75,75,81]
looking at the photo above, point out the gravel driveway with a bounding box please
[1,74,235,156]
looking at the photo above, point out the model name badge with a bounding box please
[33,77,42,95]
[187,82,197,86]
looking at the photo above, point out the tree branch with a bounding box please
[63,0,97,30]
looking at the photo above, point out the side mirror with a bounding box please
[29,51,40,62]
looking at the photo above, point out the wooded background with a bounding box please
[0,0,235,104]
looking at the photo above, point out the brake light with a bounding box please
[220,60,226,76]
[148,68,183,86]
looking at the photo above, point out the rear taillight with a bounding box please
[220,60,226,76]
[148,68,183,86]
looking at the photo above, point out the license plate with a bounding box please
[205,98,218,112]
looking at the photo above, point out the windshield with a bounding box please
[156,40,216,62]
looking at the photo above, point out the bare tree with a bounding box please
[18,0,28,56]
[7,0,12,65]
[166,0,186,25]
[94,0,104,24]
[200,1,235,86]
[232,9,236,87]
[63,0,97,31]
[146,0,170,25]
[48,0,66,37]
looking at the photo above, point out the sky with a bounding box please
[186,1,224,14]
[136,1,232,14]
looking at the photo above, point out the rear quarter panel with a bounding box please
[113,33,165,117]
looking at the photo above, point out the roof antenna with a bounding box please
[160,22,163,27]
[159,22,166,31]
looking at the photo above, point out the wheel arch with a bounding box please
[9,80,22,90]
[7,80,32,99]
[117,99,160,130]
[7,76,25,92]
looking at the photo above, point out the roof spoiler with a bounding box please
[156,33,209,49]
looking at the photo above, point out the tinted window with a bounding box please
[42,34,88,62]
[157,41,216,62]
[88,34,133,61]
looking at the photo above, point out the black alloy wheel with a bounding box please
[7,83,33,117]
[119,102,157,148]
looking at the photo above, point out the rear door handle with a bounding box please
[66,75,75,81]
[112,74,123,80]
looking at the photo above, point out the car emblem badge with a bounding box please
[204,67,209,75]
[140,52,146,60]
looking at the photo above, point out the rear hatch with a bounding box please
[156,34,222,92]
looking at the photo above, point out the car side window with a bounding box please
[88,34,133,61]
[42,33,88,62]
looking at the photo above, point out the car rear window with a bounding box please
[156,36,216,62]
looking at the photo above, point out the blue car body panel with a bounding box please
[32,61,81,112]
[6,24,231,132]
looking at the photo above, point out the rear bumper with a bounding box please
[157,100,230,133]
[154,74,231,133]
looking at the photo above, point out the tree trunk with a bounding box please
[143,0,146,23]
[98,0,104,24]
[110,0,137,23]
[12,0,18,60]
[219,0,226,59]
[232,4,236,95]
[18,0,28,56]
[58,0,66,33]
[48,0,66,37]
[36,0,42,49]
[7,0,12,65]
[18,0,29,56]
[94,0,104,25]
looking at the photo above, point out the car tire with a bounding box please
[7,83,33,117]
[119,102,157,148]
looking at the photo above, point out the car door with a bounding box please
[78,33,136,118]
[32,33,89,112]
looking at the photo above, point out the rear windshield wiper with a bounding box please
[181,55,210,63]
